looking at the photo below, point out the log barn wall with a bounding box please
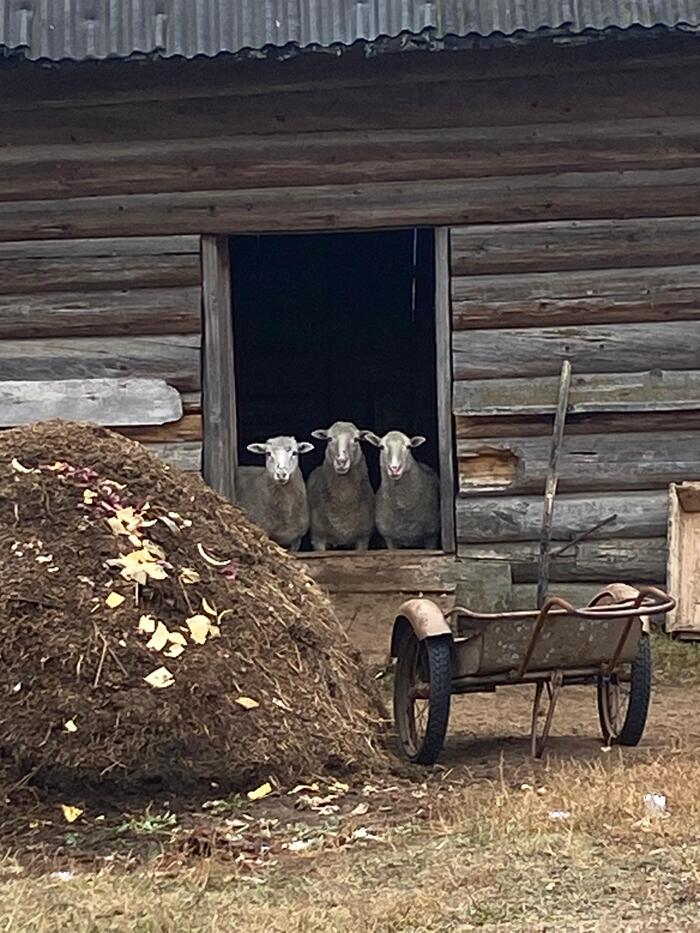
[0,237,203,470]
[1,37,699,596]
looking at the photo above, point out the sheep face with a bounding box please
[364,430,426,481]
[246,436,313,485]
[311,421,365,476]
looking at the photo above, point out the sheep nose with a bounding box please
[388,464,401,476]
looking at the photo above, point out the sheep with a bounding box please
[307,421,375,551]
[237,436,314,551]
[364,430,440,549]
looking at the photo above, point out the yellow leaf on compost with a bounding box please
[63,720,78,733]
[186,615,211,645]
[201,597,217,616]
[196,543,230,567]
[236,696,260,710]
[179,568,201,585]
[143,540,166,561]
[107,516,130,536]
[144,667,174,689]
[208,625,221,639]
[83,489,98,504]
[146,621,170,652]
[164,644,185,659]
[138,614,157,634]
[167,631,187,647]
[105,592,126,609]
[11,458,34,474]
[61,805,83,823]
[247,782,272,801]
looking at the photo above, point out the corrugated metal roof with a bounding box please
[1,1,698,63]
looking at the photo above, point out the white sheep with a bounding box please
[364,430,439,549]
[307,421,374,551]
[237,436,314,551]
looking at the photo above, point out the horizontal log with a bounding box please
[453,370,700,417]
[0,236,199,260]
[451,264,700,329]
[0,252,201,294]
[3,169,700,241]
[118,414,202,443]
[0,287,202,338]
[450,217,700,275]
[0,378,182,427]
[4,64,698,147]
[0,336,200,392]
[2,117,700,202]
[456,491,668,543]
[182,392,202,414]
[458,431,700,495]
[453,322,700,381]
[456,410,700,439]
[458,538,666,583]
[511,583,632,612]
[144,441,202,473]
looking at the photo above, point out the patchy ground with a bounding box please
[1,636,699,932]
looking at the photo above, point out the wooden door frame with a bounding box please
[201,228,457,554]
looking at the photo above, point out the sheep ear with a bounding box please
[409,436,426,448]
[310,429,328,440]
[362,432,381,447]
[297,442,314,454]
[247,443,267,455]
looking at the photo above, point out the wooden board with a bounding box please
[457,491,668,543]
[435,228,456,552]
[456,410,700,440]
[2,168,700,241]
[458,538,666,583]
[2,116,699,201]
[511,582,622,612]
[453,322,700,381]
[453,370,700,418]
[451,264,700,330]
[0,235,200,260]
[119,414,202,443]
[450,217,700,275]
[0,335,201,391]
[666,482,700,640]
[144,441,202,472]
[0,287,201,338]
[457,431,700,495]
[0,377,182,427]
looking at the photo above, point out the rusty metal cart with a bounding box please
[391,583,675,764]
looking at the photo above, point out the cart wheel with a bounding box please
[393,629,452,765]
[597,635,652,746]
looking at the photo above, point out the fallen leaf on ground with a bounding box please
[146,622,170,652]
[61,805,83,824]
[167,631,187,647]
[179,568,200,585]
[138,614,157,634]
[236,696,260,710]
[247,782,272,801]
[63,720,78,733]
[144,667,175,689]
[202,597,217,616]
[186,615,212,645]
[105,591,126,609]
[11,458,35,474]
[164,644,185,659]
[197,543,230,567]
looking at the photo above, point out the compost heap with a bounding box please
[0,421,386,797]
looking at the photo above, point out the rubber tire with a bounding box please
[394,631,452,765]
[598,635,652,747]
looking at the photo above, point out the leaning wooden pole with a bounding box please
[536,360,572,609]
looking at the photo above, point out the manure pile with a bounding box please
[0,422,385,797]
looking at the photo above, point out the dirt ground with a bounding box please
[1,641,700,932]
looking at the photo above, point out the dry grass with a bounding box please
[2,747,700,932]
[653,633,700,686]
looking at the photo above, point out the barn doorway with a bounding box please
[228,228,451,552]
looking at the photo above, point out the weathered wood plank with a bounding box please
[453,370,700,417]
[456,409,700,439]
[0,287,201,338]
[0,378,182,427]
[451,265,700,329]
[144,441,202,473]
[666,482,700,639]
[456,491,668,543]
[435,228,456,552]
[453,322,700,381]
[3,169,700,241]
[4,64,698,146]
[0,336,200,392]
[118,414,202,443]
[2,117,700,201]
[201,236,237,502]
[0,236,200,260]
[511,583,625,612]
[450,217,700,275]
[458,431,700,495]
[0,252,202,294]
[300,551,457,594]
[458,538,666,583]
